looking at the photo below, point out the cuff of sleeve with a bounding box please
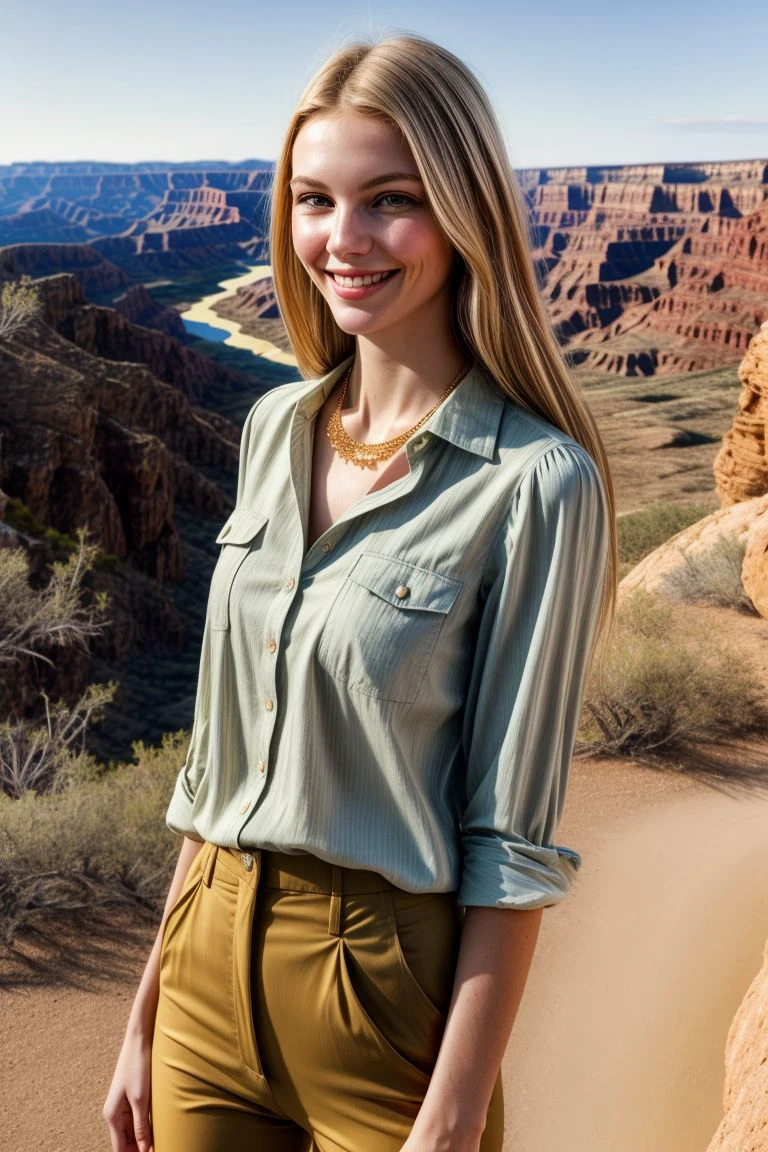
[457,832,582,909]
[165,765,198,839]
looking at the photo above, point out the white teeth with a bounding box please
[331,271,394,287]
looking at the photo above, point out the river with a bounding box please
[180,264,297,366]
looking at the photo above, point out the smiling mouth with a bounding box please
[325,270,399,288]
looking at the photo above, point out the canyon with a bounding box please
[0,155,766,755]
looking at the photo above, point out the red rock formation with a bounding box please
[35,273,255,404]
[566,203,768,376]
[515,158,768,376]
[714,320,768,504]
[0,311,239,572]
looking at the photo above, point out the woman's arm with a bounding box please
[403,904,543,1151]
[103,835,204,1152]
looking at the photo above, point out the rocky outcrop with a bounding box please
[111,283,187,339]
[714,320,768,505]
[705,936,768,1152]
[0,242,130,298]
[35,273,254,403]
[212,274,280,322]
[742,517,768,618]
[621,490,768,617]
[0,312,239,574]
[0,302,248,715]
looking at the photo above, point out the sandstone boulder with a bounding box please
[742,517,768,619]
[714,319,768,506]
[706,935,768,1152]
[619,494,768,615]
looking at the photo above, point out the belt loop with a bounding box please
[202,842,218,887]
[328,863,343,936]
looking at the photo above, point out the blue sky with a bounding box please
[4,0,767,168]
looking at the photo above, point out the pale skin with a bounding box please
[104,107,545,1152]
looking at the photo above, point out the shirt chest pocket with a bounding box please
[209,508,270,631]
[317,552,463,705]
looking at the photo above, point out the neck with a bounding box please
[341,307,469,438]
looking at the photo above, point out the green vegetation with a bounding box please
[4,497,84,560]
[0,275,42,340]
[617,500,715,577]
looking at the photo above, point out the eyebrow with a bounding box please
[289,171,423,191]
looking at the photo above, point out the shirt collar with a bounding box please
[295,354,505,461]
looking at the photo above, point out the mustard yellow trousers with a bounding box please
[150,840,504,1151]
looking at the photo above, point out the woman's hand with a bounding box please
[103,1025,154,1152]
[103,837,204,1152]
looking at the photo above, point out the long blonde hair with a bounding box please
[270,31,618,639]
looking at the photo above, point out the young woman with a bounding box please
[104,31,617,1152]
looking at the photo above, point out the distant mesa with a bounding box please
[1,157,766,375]
[519,157,767,377]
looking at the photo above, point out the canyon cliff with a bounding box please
[0,274,262,728]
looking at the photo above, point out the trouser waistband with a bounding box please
[205,842,401,896]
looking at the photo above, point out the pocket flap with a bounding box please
[348,552,462,614]
[215,508,269,546]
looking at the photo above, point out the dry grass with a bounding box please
[577,589,768,763]
[660,533,757,613]
[0,732,185,945]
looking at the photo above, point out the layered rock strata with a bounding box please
[714,320,768,504]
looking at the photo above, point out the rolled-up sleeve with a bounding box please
[457,440,610,909]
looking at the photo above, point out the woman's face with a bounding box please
[290,109,456,341]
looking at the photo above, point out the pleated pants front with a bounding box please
[150,840,504,1151]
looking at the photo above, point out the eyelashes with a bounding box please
[295,193,419,210]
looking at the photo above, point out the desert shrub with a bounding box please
[0,681,118,798]
[617,500,714,576]
[0,529,110,672]
[661,533,756,613]
[577,588,768,758]
[0,730,186,944]
[0,275,42,340]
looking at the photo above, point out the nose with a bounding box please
[326,203,373,260]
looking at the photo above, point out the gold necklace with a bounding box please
[326,361,471,469]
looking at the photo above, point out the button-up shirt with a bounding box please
[166,354,610,909]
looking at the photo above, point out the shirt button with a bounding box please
[321,541,332,553]
[394,584,410,599]
[239,800,251,814]
[265,698,274,711]
[257,760,265,774]
[285,577,296,591]
[266,638,277,653]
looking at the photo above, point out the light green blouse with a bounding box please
[166,354,609,909]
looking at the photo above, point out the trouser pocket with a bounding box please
[340,888,462,1082]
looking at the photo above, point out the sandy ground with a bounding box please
[2,751,767,1152]
[507,755,768,1152]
